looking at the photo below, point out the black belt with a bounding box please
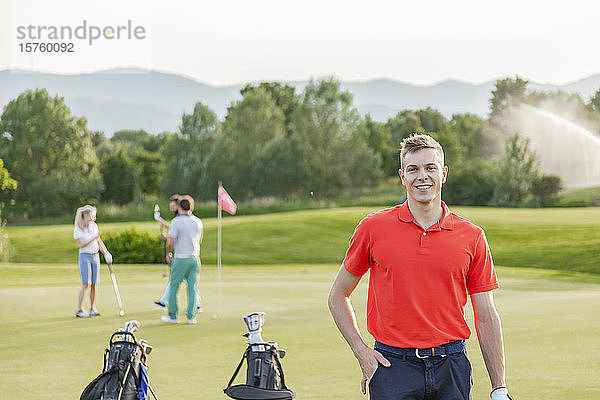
[375,340,465,359]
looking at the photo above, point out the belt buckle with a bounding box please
[415,348,430,359]
[415,347,447,358]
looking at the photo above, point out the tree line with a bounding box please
[1,76,599,221]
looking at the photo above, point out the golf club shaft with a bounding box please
[148,383,159,400]
[108,263,124,312]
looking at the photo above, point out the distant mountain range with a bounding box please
[1,68,599,135]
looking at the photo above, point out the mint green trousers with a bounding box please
[168,256,199,320]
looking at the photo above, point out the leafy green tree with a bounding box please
[102,129,169,198]
[343,131,383,196]
[90,130,107,147]
[490,133,540,207]
[0,158,17,260]
[385,108,454,172]
[162,102,221,199]
[291,78,381,196]
[531,175,562,206]
[219,88,286,199]
[90,130,117,161]
[0,159,17,193]
[588,89,600,112]
[429,129,464,171]
[416,107,447,134]
[386,108,465,172]
[111,129,151,148]
[363,115,395,176]
[386,110,423,146]
[490,76,529,118]
[450,113,488,158]
[240,82,299,131]
[110,129,164,158]
[0,159,16,261]
[0,89,102,219]
[134,151,164,197]
[252,134,311,198]
[101,150,136,204]
[443,158,497,206]
[201,135,236,199]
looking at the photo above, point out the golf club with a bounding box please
[124,319,140,333]
[107,262,124,316]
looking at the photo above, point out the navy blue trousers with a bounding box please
[369,348,472,400]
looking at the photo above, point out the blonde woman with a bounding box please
[73,205,112,318]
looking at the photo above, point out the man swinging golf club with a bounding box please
[328,134,513,399]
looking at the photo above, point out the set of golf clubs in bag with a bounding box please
[80,312,295,400]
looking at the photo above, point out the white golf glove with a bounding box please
[105,252,113,264]
[491,387,513,400]
[153,204,161,221]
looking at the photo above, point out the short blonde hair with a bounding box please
[74,205,96,230]
[400,134,444,169]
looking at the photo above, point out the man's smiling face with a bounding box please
[399,148,448,204]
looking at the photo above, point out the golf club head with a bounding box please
[139,339,153,355]
[124,320,141,333]
[243,312,266,344]
[153,204,160,221]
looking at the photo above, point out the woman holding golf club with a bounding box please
[73,205,112,318]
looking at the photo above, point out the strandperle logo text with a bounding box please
[16,20,146,46]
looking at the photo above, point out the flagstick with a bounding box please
[217,183,222,317]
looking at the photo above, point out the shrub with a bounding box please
[102,228,163,264]
[443,158,497,206]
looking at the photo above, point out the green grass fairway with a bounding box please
[1,263,599,399]
[6,206,600,274]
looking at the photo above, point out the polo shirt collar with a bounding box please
[397,200,454,230]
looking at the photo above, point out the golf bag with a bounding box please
[224,313,294,400]
[81,329,155,400]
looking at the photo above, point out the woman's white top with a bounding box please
[73,221,99,254]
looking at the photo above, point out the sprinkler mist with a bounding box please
[506,104,600,188]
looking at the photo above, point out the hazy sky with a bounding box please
[1,0,598,86]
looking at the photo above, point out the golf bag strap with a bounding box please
[103,348,109,371]
[227,347,250,388]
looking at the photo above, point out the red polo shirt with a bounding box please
[343,201,498,348]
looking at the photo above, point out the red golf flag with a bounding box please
[218,185,237,215]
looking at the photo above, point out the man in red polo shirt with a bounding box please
[328,134,513,400]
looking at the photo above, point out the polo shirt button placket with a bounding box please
[420,231,427,248]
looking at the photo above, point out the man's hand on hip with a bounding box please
[354,346,391,395]
[491,387,513,399]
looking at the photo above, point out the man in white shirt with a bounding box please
[161,195,203,324]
